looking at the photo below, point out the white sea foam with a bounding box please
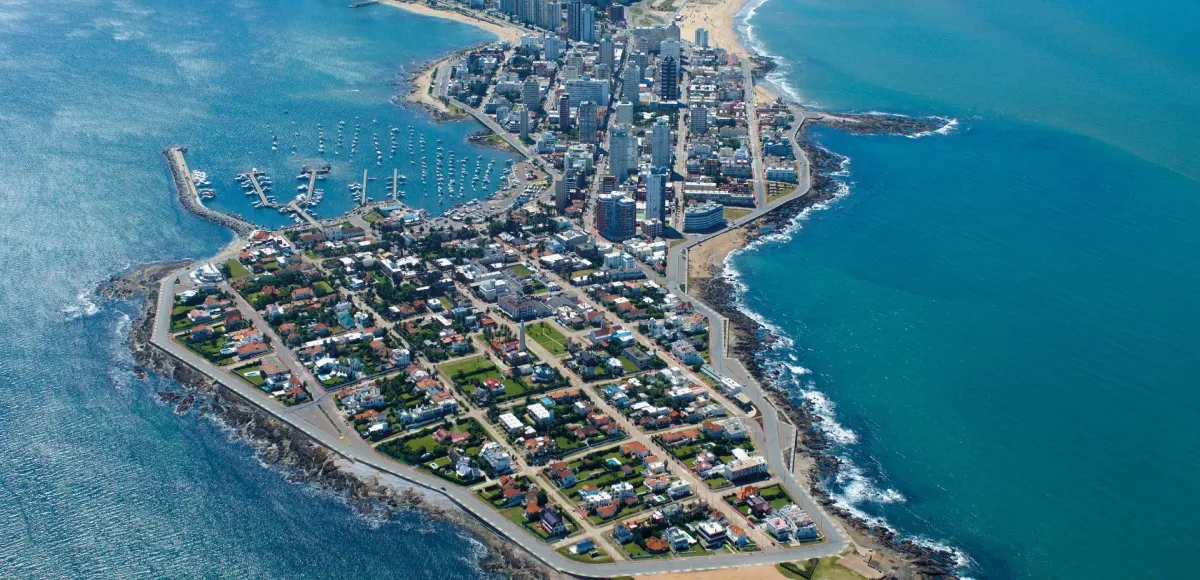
[61,289,101,320]
[906,116,960,139]
[714,144,972,573]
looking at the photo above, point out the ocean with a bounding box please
[732,0,1200,578]
[0,0,510,576]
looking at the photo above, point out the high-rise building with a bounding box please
[621,65,640,103]
[695,27,709,48]
[607,4,624,22]
[658,56,679,101]
[580,5,595,43]
[554,177,568,213]
[600,174,617,195]
[543,34,561,61]
[660,39,681,65]
[567,50,583,72]
[594,63,610,80]
[566,0,582,41]
[633,51,649,74]
[577,100,597,143]
[644,167,669,224]
[519,107,531,140]
[614,100,633,125]
[566,77,610,107]
[689,105,708,134]
[608,123,636,183]
[541,1,562,32]
[557,93,570,129]
[597,193,637,241]
[651,115,672,169]
[522,76,541,110]
[599,36,615,70]
[500,0,517,17]
[519,0,534,24]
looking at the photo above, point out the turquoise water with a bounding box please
[734,0,1200,578]
[0,0,505,575]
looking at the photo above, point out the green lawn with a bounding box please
[234,365,265,386]
[723,207,751,221]
[363,209,388,223]
[312,281,335,296]
[226,259,252,279]
[527,321,569,356]
[555,544,614,564]
[507,263,533,277]
[440,356,495,378]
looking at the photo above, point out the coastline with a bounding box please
[678,0,966,572]
[122,0,957,577]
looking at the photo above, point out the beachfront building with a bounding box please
[597,193,637,241]
[683,201,725,232]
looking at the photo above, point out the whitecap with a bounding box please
[61,289,101,320]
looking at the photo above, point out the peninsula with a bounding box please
[111,0,954,578]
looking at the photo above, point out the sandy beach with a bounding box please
[677,0,751,57]
[381,0,522,44]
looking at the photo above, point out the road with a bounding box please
[150,264,845,576]
[742,60,766,207]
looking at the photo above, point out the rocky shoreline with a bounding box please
[692,117,961,579]
[102,261,557,579]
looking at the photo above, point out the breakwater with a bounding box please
[163,147,256,238]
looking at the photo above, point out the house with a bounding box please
[569,538,595,555]
[613,522,634,543]
[540,506,567,537]
[433,427,472,446]
[764,516,792,541]
[621,441,651,460]
[498,412,525,434]
[237,342,269,359]
[664,527,695,551]
[479,441,512,474]
[726,524,750,546]
[189,325,213,341]
[666,480,692,499]
[695,521,727,548]
[746,494,772,518]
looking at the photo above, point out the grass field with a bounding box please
[527,321,569,356]
[723,207,751,221]
[507,263,533,277]
[556,544,614,564]
[439,356,494,378]
[225,259,252,279]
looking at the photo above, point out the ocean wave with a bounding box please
[906,116,960,139]
[60,289,101,320]
[716,150,973,573]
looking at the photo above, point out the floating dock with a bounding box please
[239,169,275,208]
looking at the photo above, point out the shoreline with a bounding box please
[688,111,961,577]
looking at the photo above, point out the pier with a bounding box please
[391,168,399,201]
[303,169,318,204]
[361,169,369,206]
[241,169,274,208]
[287,201,322,231]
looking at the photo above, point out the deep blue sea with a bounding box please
[0,0,509,576]
[733,0,1200,578]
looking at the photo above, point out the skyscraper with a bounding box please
[500,0,517,17]
[557,93,570,129]
[621,65,640,103]
[577,100,597,143]
[614,101,633,125]
[600,36,615,70]
[522,76,541,110]
[519,107,531,140]
[645,167,669,224]
[608,123,635,183]
[658,56,679,101]
[566,0,582,41]
[580,4,595,43]
[543,34,561,61]
[519,0,534,24]
[689,105,708,134]
[695,27,709,48]
[660,39,681,65]
[597,193,637,241]
[651,115,672,170]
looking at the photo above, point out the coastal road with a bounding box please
[742,60,767,207]
[150,266,845,577]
